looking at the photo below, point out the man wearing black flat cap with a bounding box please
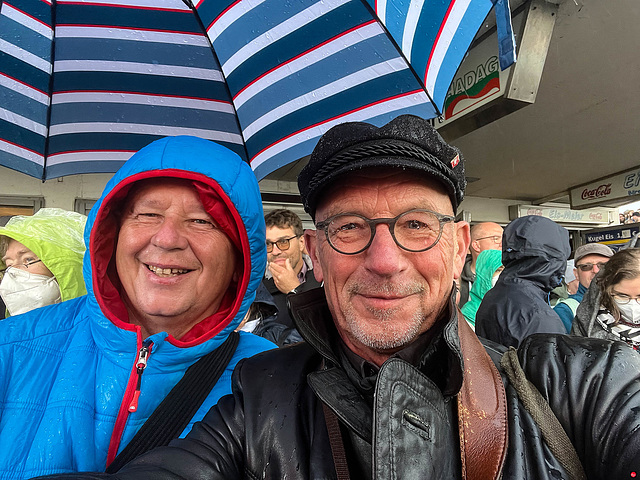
[39,116,640,479]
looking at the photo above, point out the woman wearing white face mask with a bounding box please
[460,249,503,330]
[0,208,87,318]
[586,249,640,351]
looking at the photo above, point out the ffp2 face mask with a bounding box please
[615,300,640,325]
[0,267,61,316]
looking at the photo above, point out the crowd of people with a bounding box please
[1,115,640,479]
[620,210,640,224]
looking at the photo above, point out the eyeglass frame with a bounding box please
[475,235,502,244]
[575,262,607,272]
[315,208,455,255]
[0,258,43,277]
[265,235,301,253]
[611,292,640,305]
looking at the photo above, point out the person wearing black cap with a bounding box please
[37,116,640,479]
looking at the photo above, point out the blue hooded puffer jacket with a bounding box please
[475,215,570,348]
[0,137,275,479]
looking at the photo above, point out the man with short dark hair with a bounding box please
[37,117,640,479]
[263,209,321,329]
[554,243,613,331]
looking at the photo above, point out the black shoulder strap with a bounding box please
[500,347,586,480]
[106,331,240,473]
[322,402,351,480]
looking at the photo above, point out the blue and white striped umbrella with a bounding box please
[0,0,513,181]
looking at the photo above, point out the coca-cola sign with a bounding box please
[571,167,640,209]
[581,184,612,201]
[510,205,612,224]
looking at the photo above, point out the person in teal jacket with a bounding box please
[0,136,275,478]
[460,248,503,329]
[0,208,87,317]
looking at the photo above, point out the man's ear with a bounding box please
[298,233,306,254]
[469,239,481,254]
[304,229,323,283]
[453,221,471,280]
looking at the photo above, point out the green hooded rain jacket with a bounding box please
[0,208,87,312]
[460,248,502,328]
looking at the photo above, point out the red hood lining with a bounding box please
[90,170,252,347]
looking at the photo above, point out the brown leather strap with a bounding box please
[456,311,509,480]
[322,402,351,480]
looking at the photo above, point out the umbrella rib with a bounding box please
[358,0,441,117]
[183,0,251,164]
[43,1,57,182]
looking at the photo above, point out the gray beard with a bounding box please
[343,282,426,351]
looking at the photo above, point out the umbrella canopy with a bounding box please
[0,0,512,181]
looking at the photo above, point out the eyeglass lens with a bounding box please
[0,259,42,278]
[477,235,501,243]
[266,236,296,253]
[321,210,450,255]
[576,262,607,272]
[613,295,640,305]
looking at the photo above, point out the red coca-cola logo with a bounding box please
[581,184,612,200]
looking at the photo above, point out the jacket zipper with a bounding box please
[106,338,153,466]
[128,340,152,412]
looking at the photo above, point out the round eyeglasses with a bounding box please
[315,209,455,255]
[266,235,300,253]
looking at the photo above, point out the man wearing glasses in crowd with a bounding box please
[458,221,503,307]
[37,116,640,479]
[554,243,613,331]
[263,209,321,329]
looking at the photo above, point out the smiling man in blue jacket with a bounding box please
[0,136,275,478]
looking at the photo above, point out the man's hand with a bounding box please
[567,279,580,295]
[268,259,301,294]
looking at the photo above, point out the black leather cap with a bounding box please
[298,115,466,219]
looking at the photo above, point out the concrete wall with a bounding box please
[0,166,603,230]
[458,196,519,225]
[1,166,111,211]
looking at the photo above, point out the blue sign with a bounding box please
[585,225,639,250]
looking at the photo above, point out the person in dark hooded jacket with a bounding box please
[236,282,303,346]
[475,215,569,347]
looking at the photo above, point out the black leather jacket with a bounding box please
[37,289,640,480]
[458,254,475,307]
